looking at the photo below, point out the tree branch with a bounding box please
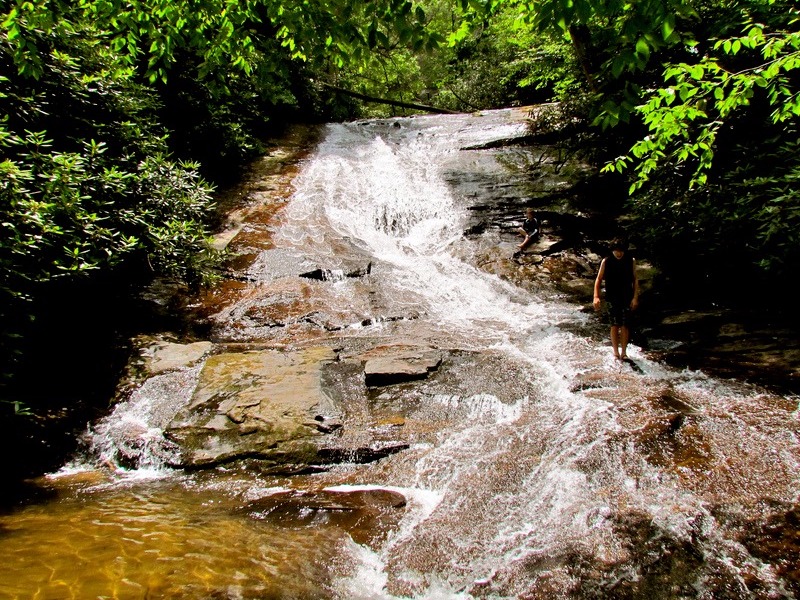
[318,81,459,114]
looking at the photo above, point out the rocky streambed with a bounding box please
[5,108,798,600]
[113,109,797,477]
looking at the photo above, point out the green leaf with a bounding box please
[661,15,676,42]
[635,37,650,59]
[611,56,625,78]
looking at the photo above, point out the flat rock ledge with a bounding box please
[143,340,213,375]
[159,344,423,470]
[121,341,450,471]
[362,345,443,387]
[165,346,338,468]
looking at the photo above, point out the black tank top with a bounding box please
[604,253,634,303]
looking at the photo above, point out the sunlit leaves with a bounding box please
[510,0,695,69]
[0,128,215,290]
[0,20,221,316]
[661,13,677,42]
[605,18,800,192]
[455,0,701,134]
[2,0,440,95]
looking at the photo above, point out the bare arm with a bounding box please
[630,258,640,310]
[593,259,606,311]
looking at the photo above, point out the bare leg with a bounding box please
[610,326,621,359]
[513,239,525,258]
[518,235,534,251]
[513,235,534,258]
[620,326,629,359]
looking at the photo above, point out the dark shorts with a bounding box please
[606,301,631,327]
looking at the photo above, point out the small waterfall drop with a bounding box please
[80,365,202,474]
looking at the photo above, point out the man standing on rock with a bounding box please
[513,208,540,259]
[593,237,639,360]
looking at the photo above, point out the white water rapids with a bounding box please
[2,110,797,600]
[272,111,800,598]
[275,114,569,344]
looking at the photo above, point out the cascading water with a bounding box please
[274,112,800,598]
[84,365,202,473]
[1,110,797,600]
[276,114,568,346]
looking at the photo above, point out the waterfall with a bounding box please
[79,365,202,474]
[277,113,577,344]
[272,112,800,599]
[22,109,797,600]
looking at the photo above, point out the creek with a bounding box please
[1,108,798,600]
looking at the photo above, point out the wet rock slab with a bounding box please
[246,488,407,514]
[208,276,385,343]
[157,343,418,471]
[165,346,338,467]
[142,340,213,375]
[361,345,443,387]
[245,488,407,545]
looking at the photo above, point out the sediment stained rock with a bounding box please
[165,346,338,468]
[245,488,408,545]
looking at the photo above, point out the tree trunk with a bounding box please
[568,25,597,92]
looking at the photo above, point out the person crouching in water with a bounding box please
[513,208,540,259]
[593,237,639,360]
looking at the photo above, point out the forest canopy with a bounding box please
[1,0,799,399]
